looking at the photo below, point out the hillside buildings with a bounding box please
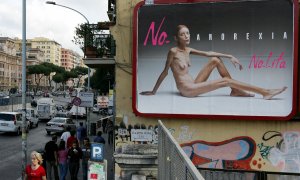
[0,36,86,92]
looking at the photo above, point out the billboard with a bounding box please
[132,0,298,120]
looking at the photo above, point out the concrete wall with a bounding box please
[111,0,300,176]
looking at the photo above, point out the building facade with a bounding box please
[29,37,61,66]
[84,0,300,178]
[0,37,21,91]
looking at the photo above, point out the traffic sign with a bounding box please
[72,97,81,106]
[79,92,94,107]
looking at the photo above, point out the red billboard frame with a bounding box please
[132,0,298,120]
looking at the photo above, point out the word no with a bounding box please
[143,17,170,46]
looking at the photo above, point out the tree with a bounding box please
[89,65,115,93]
[39,62,64,89]
[71,66,88,88]
[53,71,77,90]
[27,62,64,92]
[27,64,48,94]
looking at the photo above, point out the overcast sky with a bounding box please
[0,0,109,56]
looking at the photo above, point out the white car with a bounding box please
[0,112,30,135]
[15,108,39,128]
[45,117,76,135]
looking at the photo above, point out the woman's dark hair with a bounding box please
[58,140,66,150]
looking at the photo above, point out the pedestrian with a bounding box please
[81,137,91,180]
[68,141,83,180]
[67,130,78,149]
[102,118,107,133]
[93,131,105,144]
[44,135,59,180]
[60,126,71,147]
[76,122,87,147]
[24,151,46,180]
[106,119,114,145]
[57,140,68,180]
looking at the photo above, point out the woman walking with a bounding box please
[57,140,68,180]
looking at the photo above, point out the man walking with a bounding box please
[76,122,87,147]
[44,135,59,180]
[93,131,105,144]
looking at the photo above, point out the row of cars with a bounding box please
[0,108,77,136]
[0,109,39,135]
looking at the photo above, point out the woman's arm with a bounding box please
[42,175,46,180]
[140,50,174,95]
[190,48,243,70]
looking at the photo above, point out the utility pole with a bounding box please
[21,0,27,178]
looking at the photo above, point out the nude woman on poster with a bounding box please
[140,25,287,99]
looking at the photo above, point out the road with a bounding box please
[0,96,114,180]
[0,122,49,179]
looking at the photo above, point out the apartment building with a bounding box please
[28,37,61,66]
[0,37,21,91]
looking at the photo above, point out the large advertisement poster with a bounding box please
[133,0,298,120]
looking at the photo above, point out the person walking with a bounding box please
[76,122,87,147]
[60,126,71,148]
[81,137,91,180]
[106,119,114,145]
[24,151,46,180]
[44,135,59,180]
[68,141,82,180]
[57,140,68,180]
[93,131,105,144]
[67,130,78,149]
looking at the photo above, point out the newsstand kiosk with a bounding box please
[88,143,107,180]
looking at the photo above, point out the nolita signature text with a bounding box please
[248,52,286,69]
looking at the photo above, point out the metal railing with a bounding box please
[83,24,116,58]
[158,120,204,180]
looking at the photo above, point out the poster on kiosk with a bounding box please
[88,143,107,180]
[133,0,298,120]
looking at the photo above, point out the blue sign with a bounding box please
[90,143,104,162]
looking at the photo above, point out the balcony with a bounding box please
[82,23,116,68]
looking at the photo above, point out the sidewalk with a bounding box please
[66,119,114,180]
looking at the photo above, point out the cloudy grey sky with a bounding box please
[0,0,109,56]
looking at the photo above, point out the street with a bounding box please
[0,97,114,180]
[0,122,49,179]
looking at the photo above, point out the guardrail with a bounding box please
[158,120,204,180]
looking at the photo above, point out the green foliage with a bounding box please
[90,65,115,93]
[71,66,88,87]
[71,66,88,76]
[73,23,94,52]
[52,73,64,83]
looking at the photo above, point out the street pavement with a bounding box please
[0,98,114,180]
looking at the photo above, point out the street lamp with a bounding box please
[46,1,89,24]
[45,1,91,91]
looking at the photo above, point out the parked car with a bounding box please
[45,117,76,135]
[55,112,71,118]
[0,112,30,135]
[16,108,39,128]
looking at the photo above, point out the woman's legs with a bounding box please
[194,57,254,97]
[181,77,286,99]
